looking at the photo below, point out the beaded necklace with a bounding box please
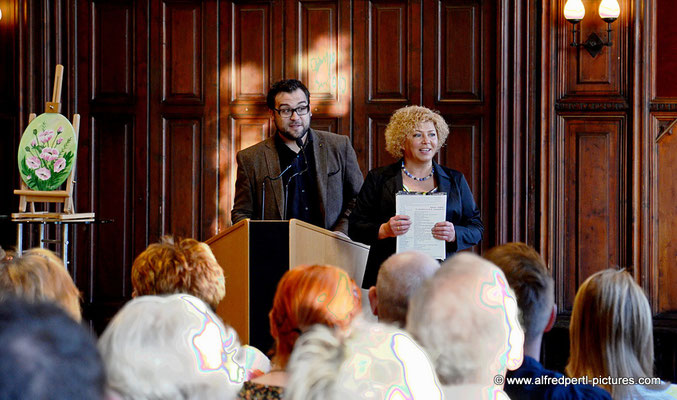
[401,161,434,181]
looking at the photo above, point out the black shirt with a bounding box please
[275,133,323,227]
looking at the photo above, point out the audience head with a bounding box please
[484,242,555,345]
[286,320,443,400]
[131,236,225,309]
[566,268,654,395]
[266,79,311,111]
[0,297,105,400]
[0,248,82,321]
[269,264,362,369]
[384,105,449,159]
[99,294,245,399]
[406,253,524,388]
[368,251,439,327]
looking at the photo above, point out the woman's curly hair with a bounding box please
[384,106,450,159]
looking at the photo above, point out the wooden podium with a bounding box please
[206,219,369,351]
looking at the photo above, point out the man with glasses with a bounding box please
[231,79,363,234]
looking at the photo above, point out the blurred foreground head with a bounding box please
[407,253,524,390]
[286,319,443,400]
[0,298,105,400]
[0,248,81,321]
[98,294,245,400]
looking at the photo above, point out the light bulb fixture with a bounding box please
[564,0,620,58]
[0,8,3,21]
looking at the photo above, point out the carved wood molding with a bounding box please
[555,102,630,111]
[650,103,677,111]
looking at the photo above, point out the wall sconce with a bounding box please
[564,0,620,57]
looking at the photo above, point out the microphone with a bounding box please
[283,137,310,220]
[261,161,295,220]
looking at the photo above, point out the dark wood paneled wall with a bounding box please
[2,0,677,381]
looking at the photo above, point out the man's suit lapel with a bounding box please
[311,129,328,224]
[263,138,284,218]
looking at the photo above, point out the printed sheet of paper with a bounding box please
[395,192,447,259]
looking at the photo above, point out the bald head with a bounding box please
[406,253,524,387]
[369,251,439,327]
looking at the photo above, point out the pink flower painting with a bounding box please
[35,168,51,181]
[40,147,59,161]
[54,157,66,173]
[26,156,40,170]
[19,114,77,191]
[38,129,55,143]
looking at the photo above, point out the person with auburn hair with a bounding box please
[131,236,226,310]
[349,105,483,288]
[238,264,362,400]
[566,268,677,399]
[0,248,81,321]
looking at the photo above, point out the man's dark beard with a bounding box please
[277,127,309,143]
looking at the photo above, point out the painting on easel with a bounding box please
[17,113,77,191]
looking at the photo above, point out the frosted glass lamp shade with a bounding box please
[599,0,620,22]
[564,0,586,22]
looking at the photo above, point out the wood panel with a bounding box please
[439,118,482,202]
[438,0,482,102]
[369,1,408,102]
[298,1,341,103]
[559,0,627,100]
[92,0,134,102]
[0,0,19,249]
[649,114,677,314]
[286,0,351,135]
[231,3,270,104]
[161,118,203,238]
[653,0,677,102]
[90,115,135,302]
[367,115,397,169]
[559,116,625,311]
[162,0,202,104]
[353,0,421,172]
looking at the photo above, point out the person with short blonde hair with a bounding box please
[0,248,81,321]
[131,236,225,309]
[566,269,677,399]
[349,105,483,288]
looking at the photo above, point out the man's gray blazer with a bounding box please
[231,129,364,234]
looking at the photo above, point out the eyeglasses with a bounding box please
[274,105,310,118]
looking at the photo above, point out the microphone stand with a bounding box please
[283,138,310,220]
[261,161,295,220]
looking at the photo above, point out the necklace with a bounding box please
[401,161,433,181]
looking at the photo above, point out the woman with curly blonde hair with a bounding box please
[349,106,483,287]
[238,264,362,400]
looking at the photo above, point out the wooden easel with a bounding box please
[12,65,93,220]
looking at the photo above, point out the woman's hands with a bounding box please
[378,215,411,239]
[432,221,456,242]
[378,217,455,242]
